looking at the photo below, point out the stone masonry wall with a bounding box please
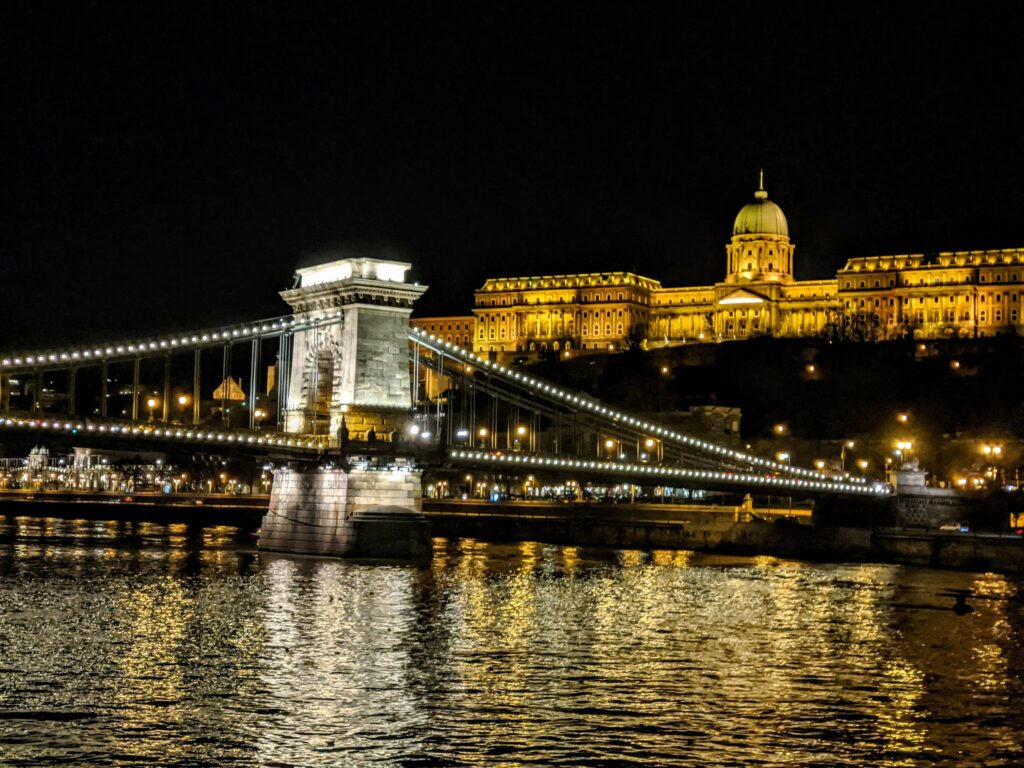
[259,467,424,558]
[354,309,413,408]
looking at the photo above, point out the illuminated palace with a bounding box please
[413,176,1024,359]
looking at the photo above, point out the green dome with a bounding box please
[732,180,788,237]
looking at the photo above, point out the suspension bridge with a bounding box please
[0,255,888,558]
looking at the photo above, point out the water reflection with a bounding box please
[1,517,1022,766]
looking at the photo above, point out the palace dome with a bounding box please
[732,177,788,237]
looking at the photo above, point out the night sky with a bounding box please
[3,3,1024,348]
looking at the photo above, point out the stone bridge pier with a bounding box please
[258,255,430,560]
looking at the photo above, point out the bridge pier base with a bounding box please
[258,466,430,561]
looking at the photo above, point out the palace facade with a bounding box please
[412,177,1024,359]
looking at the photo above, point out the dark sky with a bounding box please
[3,3,1024,348]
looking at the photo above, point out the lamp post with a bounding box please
[177,394,190,424]
[478,427,489,450]
[895,440,913,466]
[515,424,527,451]
[982,444,1004,487]
[146,397,158,423]
[840,440,855,471]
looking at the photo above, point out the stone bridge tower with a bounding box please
[260,254,431,561]
[278,256,427,441]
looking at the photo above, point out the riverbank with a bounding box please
[3,494,1023,573]
[0,491,266,528]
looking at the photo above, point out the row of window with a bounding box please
[843,272,1022,290]
[479,291,641,307]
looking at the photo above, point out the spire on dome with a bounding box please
[754,169,768,200]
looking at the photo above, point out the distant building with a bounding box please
[413,174,1024,360]
[212,376,246,401]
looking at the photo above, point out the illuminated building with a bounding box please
[412,174,1024,359]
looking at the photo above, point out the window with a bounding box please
[996,310,1003,322]
[981,311,987,322]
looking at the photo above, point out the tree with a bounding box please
[625,318,650,352]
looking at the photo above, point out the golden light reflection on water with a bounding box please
[3,521,1024,766]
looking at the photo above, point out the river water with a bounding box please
[0,515,1022,767]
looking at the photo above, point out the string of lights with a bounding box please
[0,311,346,371]
[0,416,326,452]
[450,449,888,496]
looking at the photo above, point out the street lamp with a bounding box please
[776,451,791,464]
[982,444,1004,487]
[176,394,191,423]
[896,412,909,425]
[478,427,489,449]
[146,397,158,422]
[515,424,527,451]
[840,439,855,470]
[895,440,913,465]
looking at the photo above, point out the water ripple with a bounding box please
[1,518,1023,766]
